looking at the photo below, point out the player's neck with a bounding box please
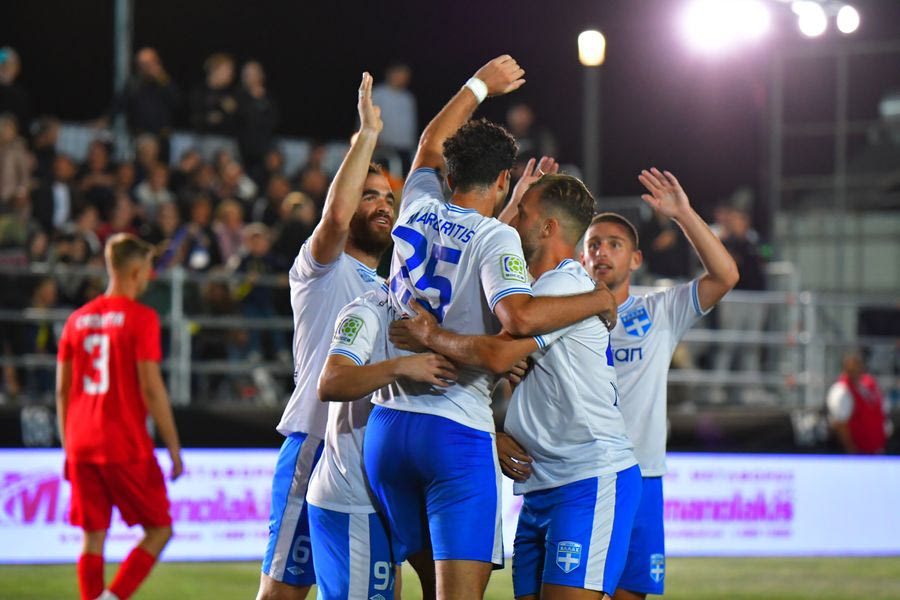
[343,241,381,269]
[611,278,632,307]
[105,282,138,300]
[528,241,575,280]
[450,189,496,218]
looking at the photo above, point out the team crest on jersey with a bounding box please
[555,541,582,573]
[370,595,386,600]
[622,306,652,337]
[650,553,665,583]
[356,267,377,283]
[334,316,364,344]
[501,254,527,282]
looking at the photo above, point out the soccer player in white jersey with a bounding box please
[580,169,739,599]
[309,283,457,600]
[257,73,395,600]
[363,56,618,600]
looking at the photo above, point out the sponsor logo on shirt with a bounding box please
[614,347,644,362]
[622,306,652,337]
[650,553,666,583]
[501,254,527,282]
[556,540,582,573]
[334,316,364,345]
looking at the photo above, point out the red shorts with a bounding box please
[67,458,172,531]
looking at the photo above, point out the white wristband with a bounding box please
[465,77,488,104]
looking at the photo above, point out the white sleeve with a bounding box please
[531,271,592,350]
[293,238,341,280]
[826,382,853,423]
[401,167,444,210]
[479,226,534,312]
[327,303,381,366]
[663,278,711,342]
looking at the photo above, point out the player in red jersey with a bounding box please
[56,233,183,600]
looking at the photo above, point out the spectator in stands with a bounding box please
[78,140,117,218]
[254,147,286,189]
[213,198,244,265]
[0,189,40,250]
[30,116,59,184]
[96,194,139,245]
[639,209,691,282]
[271,191,316,264]
[216,159,258,210]
[0,113,29,205]
[505,103,558,177]
[190,53,239,135]
[252,174,290,225]
[71,204,102,257]
[0,47,31,136]
[233,223,287,361]
[237,60,279,174]
[109,47,179,160]
[134,133,161,183]
[134,163,175,222]
[714,206,767,398]
[115,161,137,198]
[170,148,203,200]
[827,352,891,454]
[372,62,417,172]
[144,201,186,271]
[295,143,329,205]
[31,154,82,234]
[21,276,59,398]
[182,194,223,272]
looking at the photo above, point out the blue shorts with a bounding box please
[261,431,324,587]
[512,465,642,596]
[363,406,503,565]
[308,505,396,599]
[618,476,666,595]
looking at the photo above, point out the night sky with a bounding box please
[5,0,900,232]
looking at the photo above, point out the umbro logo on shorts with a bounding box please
[556,540,582,573]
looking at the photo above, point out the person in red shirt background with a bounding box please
[826,352,892,454]
[56,232,183,600]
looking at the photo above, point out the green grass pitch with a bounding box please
[2,557,900,599]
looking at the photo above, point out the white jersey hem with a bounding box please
[305,497,376,515]
[373,400,495,433]
[513,458,639,495]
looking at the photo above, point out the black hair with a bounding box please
[443,118,517,192]
[590,212,640,249]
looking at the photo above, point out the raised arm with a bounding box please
[309,72,383,265]
[638,168,739,311]
[55,360,71,449]
[389,301,539,374]
[137,361,184,481]
[317,352,458,403]
[409,55,525,175]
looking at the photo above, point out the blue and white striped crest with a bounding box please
[622,306,652,338]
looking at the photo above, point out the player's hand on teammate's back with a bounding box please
[358,71,383,134]
[169,452,184,481]
[389,300,438,352]
[473,55,526,96]
[504,359,531,386]
[593,282,618,330]
[396,353,458,387]
[496,432,533,482]
[638,167,691,220]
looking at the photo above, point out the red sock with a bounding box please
[108,547,157,600]
[77,553,104,600]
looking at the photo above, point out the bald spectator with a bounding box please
[827,353,891,454]
[371,62,417,172]
[0,47,32,135]
[237,61,279,174]
[109,47,179,159]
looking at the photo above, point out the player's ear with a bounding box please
[630,249,643,271]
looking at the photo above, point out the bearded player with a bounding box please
[56,233,184,600]
[257,72,395,600]
[581,169,738,598]
[363,55,617,600]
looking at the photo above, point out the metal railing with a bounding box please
[0,263,896,411]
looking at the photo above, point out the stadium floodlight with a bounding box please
[792,1,828,37]
[578,30,606,66]
[836,4,860,34]
[681,0,770,54]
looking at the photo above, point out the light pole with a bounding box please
[578,29,606,197]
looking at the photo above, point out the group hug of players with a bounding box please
[57,54,739,600]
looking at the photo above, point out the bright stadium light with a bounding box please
[578,30,606,66]
[836,4,860,34]
[681,0,770,54]
[792,1,828,37]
